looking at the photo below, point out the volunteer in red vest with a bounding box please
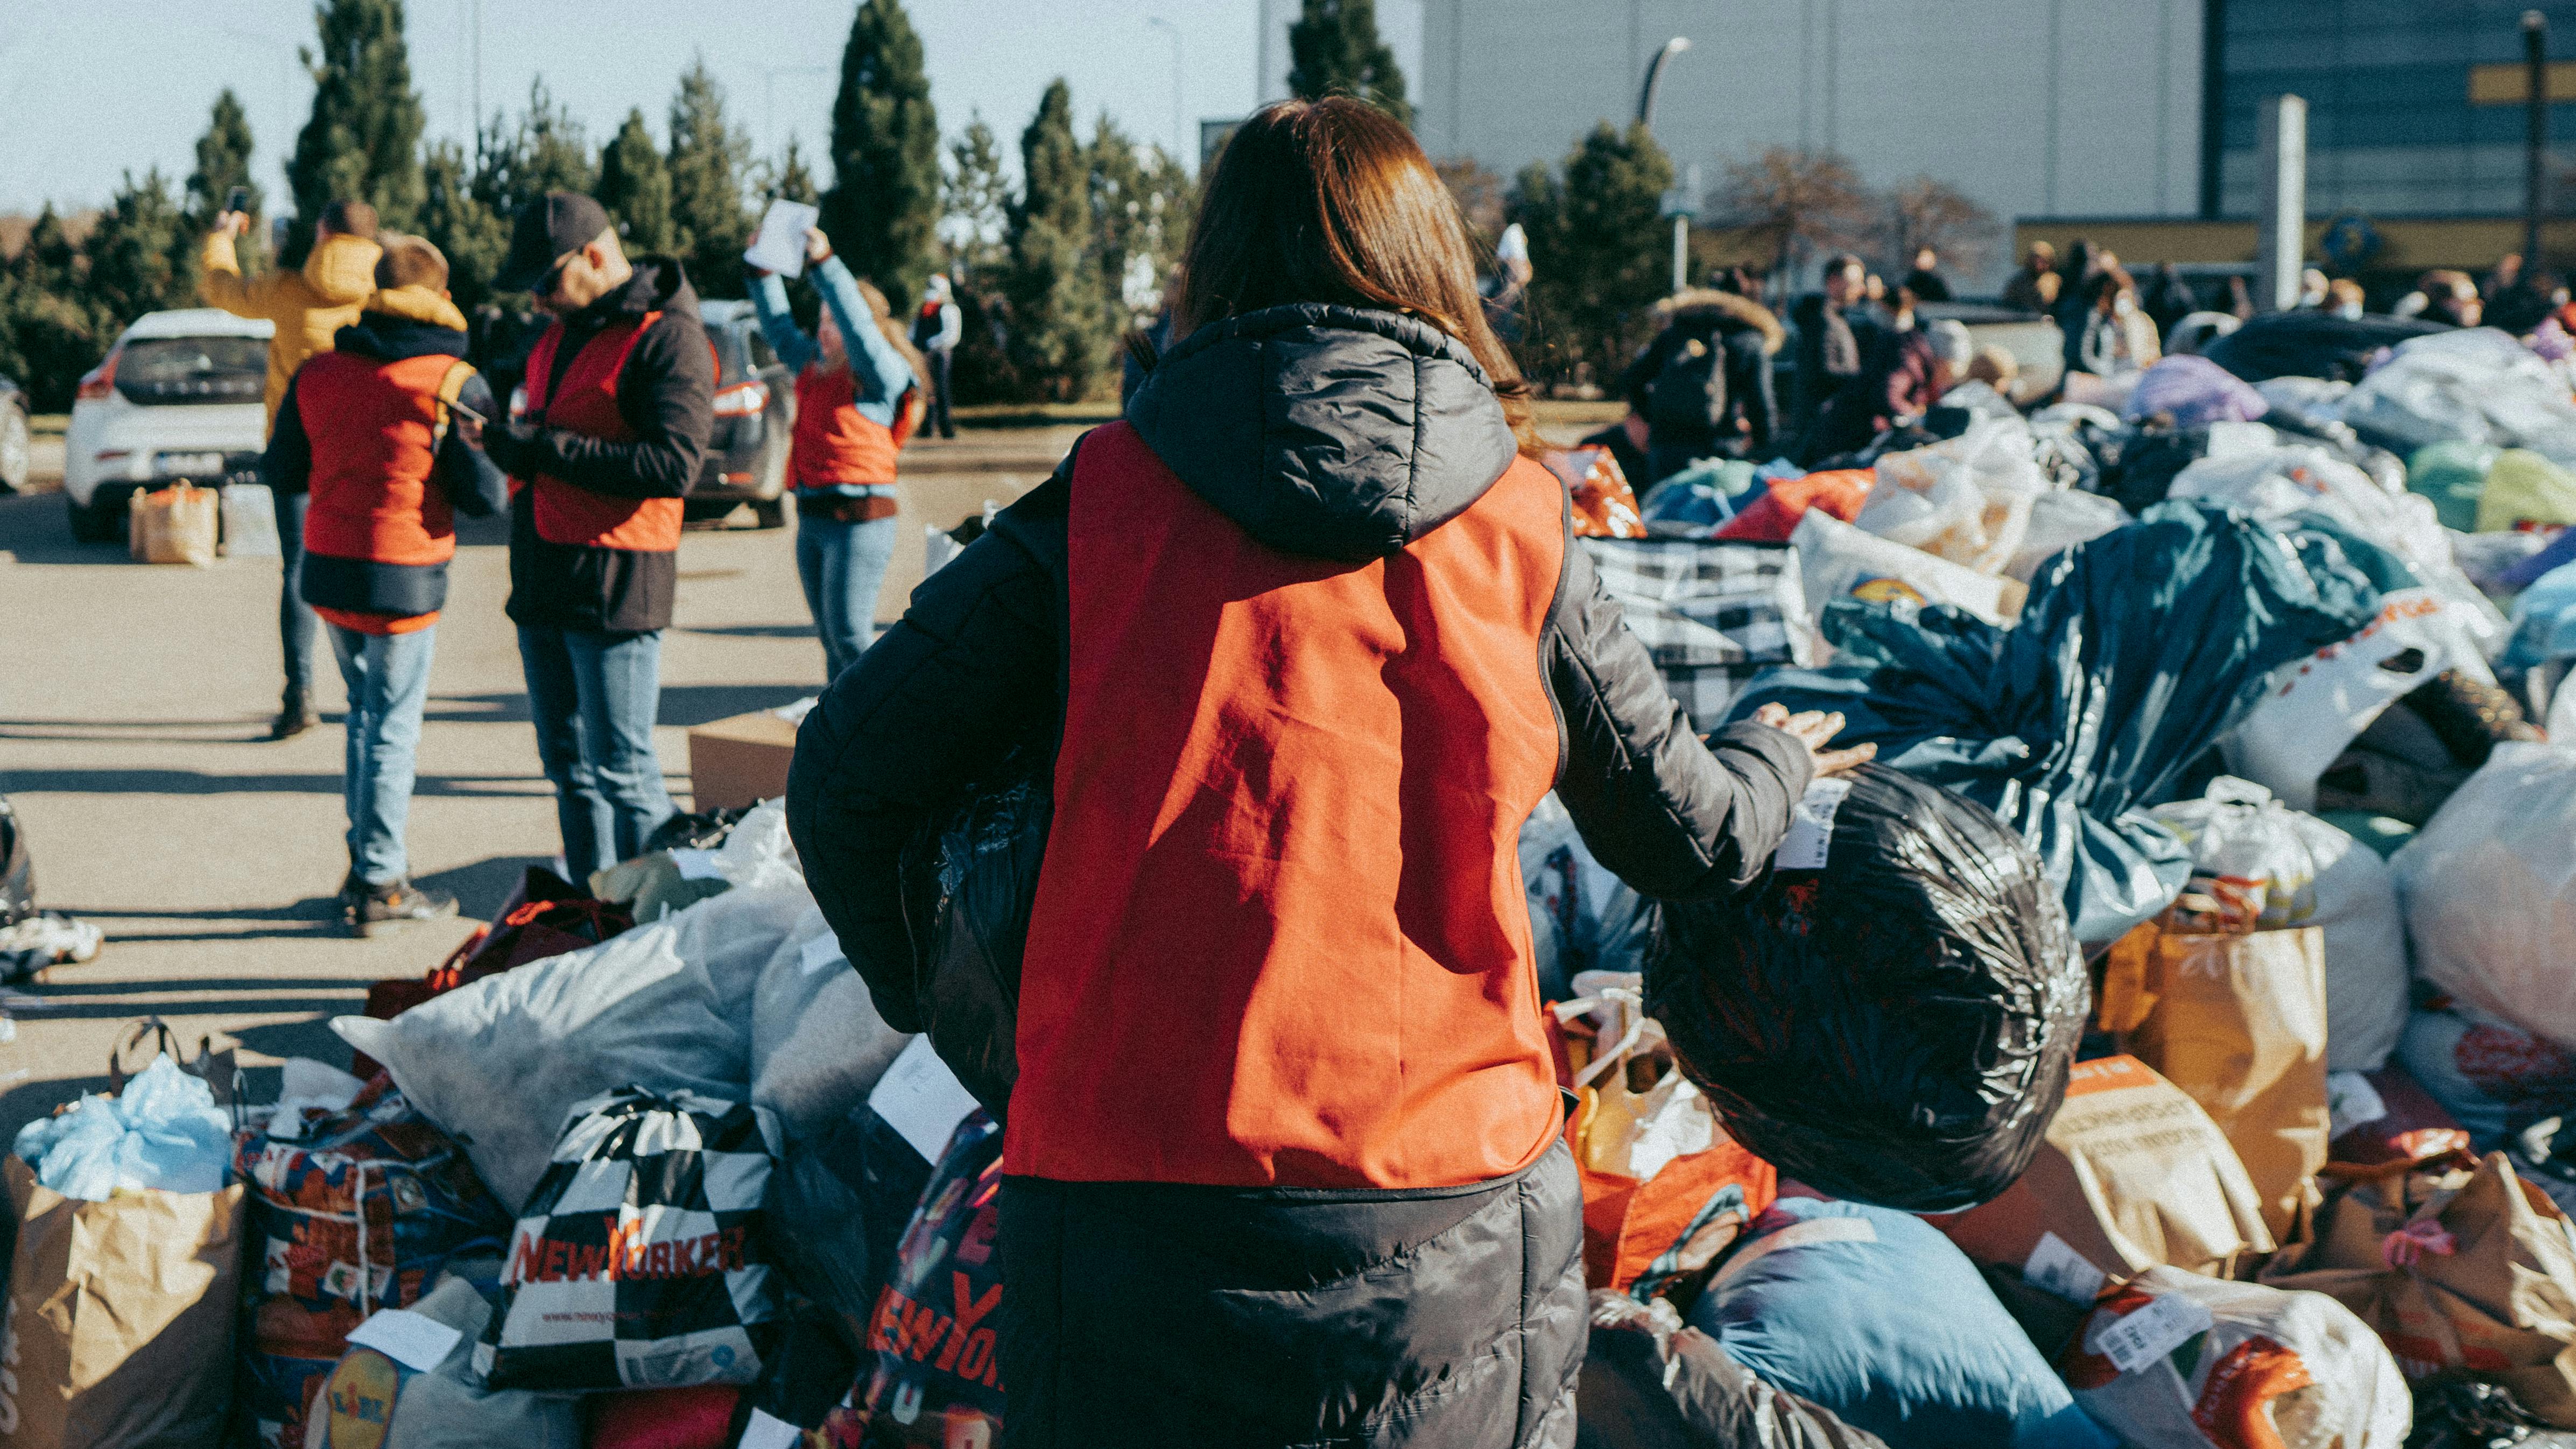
[786,99,1872,1446]
[748,224,926,681]
[263,236,506,934]
[478,193,715,882]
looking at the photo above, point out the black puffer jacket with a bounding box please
[789,306,1811,1035]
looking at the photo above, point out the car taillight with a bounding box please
[712,380,767,418]
[75,351,118,402]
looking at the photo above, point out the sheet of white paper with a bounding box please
[2024,1230,2108,1305]
[798,933,846,977]
[345,1307,463,1372]
[738,1410,803,1449]
[1773,778,1854,870]
[868,1035,982,1163]
[745,199,820,279]
[670,848,727,882]
[2093,1291,2214,1375]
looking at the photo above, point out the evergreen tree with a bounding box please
[514,79,595,199]
[284,0,427,259]
[942,115,1010,283]
[667,56,754,300]
[185,89,266,277]
[771,138,820,205]
[1004,79,1109,400]
[418,138,506,307]
[821,0,943,305]
[1512,122,1674,383]
[83,170,191,327]
[1286,0,1412,128]
[1085,117,1146,330]
[0,207,104,411]
[599,108,674,254]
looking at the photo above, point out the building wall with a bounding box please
[1416,0,2203,285]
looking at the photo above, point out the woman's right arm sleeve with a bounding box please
[1545,536,1812,901]
[786,474,1067,1032]
[749,272,819,374]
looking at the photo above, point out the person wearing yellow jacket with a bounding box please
[201,200,383,739]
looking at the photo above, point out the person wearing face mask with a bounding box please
[749,226,927,683]
[477,192,715,882]
[2078,267,2161,379]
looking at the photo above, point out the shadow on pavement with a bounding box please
[415,854,553,920]
[0,769,555,798]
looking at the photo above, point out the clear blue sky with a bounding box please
[0,1,1424,214]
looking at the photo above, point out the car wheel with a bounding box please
[65,491,117,544]
[751,497,787,529]
[0,404,27,494]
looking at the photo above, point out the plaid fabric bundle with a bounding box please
[476,1087,779,1391]
[1580,536,1816,734]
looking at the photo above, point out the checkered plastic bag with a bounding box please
[1580,536,1815,735]
[475,1087,779,1390]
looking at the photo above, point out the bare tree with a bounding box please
[1708,147,1875,296]
[1880,174,1999,280]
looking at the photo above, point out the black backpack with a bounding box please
[1646,333,1729,437]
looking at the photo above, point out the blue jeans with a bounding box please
[516,624,675,882]
[796,510,900,683]
[327,623,437,887]
[276,490,317,700]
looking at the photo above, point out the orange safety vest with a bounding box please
[1008,421,1569,1190]
[300,350,465,569]
[788,365,918,493]
[513,313,683,553]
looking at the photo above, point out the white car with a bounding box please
[63,309,272,542]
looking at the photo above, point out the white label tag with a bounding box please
[670,848,727,881]
[2093,1291,2215,1375]
[344,1307,463,1372]
[798,933,846,977]
[868,1036,982,1164]
[738,1409,804,1449]
[2024,1231,2108,1305]
[1773,778,1854,870]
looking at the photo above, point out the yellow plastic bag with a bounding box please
[2475,448,2576,532]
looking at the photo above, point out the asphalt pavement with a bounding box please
[0,428,1073,1142]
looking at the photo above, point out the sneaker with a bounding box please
[0,911,103,984]
[347,881,459,938]
[270,691,318,741]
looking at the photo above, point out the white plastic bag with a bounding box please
[2221,588,2494,812]
[1792,510,2025,628]
[2392,742,2576,1050]
[220,482,281,557]
[1859,417,2047,574]
[747,905,911,1144]
[333,884,811,1211]
[2006,490,2130,582]
[2342,327,2576,461]
[2146,778,2409,1072]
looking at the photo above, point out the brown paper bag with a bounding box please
[1,1155,242,1447]
[126,483,218,567]
[2117,925,2331,1242]
[1934,1053,2274,1279]
[2265,1151,2576,1427]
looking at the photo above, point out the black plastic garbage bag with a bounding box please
[1731,503,2380,944]
[2092,423,2211,515]
[2201,310,2448,384]
[1647,764,2087,1212]
[765,1105,938,1352]
[2404,1377,2576,1448]
[1576,1292,1891,1449]
[898,754,1051,1120]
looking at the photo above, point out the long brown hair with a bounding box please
[1159,97,1540,454]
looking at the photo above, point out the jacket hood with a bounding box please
[579,255,700,327]
[1660,289,1786,355]
[336,286,470,360]
[302,232,384,306]
[1123,304,1520,562]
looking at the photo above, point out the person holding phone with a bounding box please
[748,226,926,681]
[262,236,506,933]
[202,198,385,740]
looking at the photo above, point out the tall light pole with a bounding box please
[1637,36,1691,129]
[2527,9,2550,275]
[1148,18,1186,165]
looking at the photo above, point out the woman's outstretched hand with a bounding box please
[1752,703,1876,778]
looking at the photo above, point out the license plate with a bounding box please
[155,451,226,476]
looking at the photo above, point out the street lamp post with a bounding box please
[1637,36,1691,129]
[1148,18,1186,165]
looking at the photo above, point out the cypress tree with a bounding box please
[0,207,105,411]
[284,0,426,258]
[418,139,506,308]
[770,138,820,205]
[667,57,754,300]
[599,108,675,254]
[944,116,1010,283]
[83,170,191,327]
[185,89,266,279]
[514,80,595,200]
[1513,122,1674,383]
[1086,117,1146,329]
[821,0,942,305]
[1004,79,1109,400]
[1286,0,1412,128]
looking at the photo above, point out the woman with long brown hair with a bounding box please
[788,97,1863,1446]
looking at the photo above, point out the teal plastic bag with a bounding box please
[2408,441,2497,533]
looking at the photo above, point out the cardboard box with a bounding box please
[1932,1054,2274,1282]
[687,708,803,812]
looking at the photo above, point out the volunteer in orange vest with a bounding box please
[478,193,714,882]
[263,235,505,935]
[748,224,925,681]
[201,199,385,740]
[786,98,1873,1446]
